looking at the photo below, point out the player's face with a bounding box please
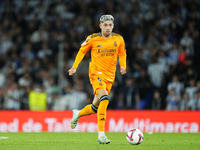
[100,20,114,37]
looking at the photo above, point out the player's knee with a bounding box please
[99,95,109,102]
[97,89,108,99]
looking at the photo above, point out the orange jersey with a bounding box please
[72,32,126,82]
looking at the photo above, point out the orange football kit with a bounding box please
[72,32,127,95]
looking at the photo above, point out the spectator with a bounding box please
[132,51,147,75]
[59,83,75,110]
[161,35,172,52]
[197,80,200,91]
[45,77,60,96]
[188,91,200,110]
[151,90,162,110]
[0,33,13,54]
[3,82,22,110]
[69,79,87,109]
[0,72,6,88]
[158,50,169,68]
[20,43,35,60]
[29,85,47,111]
[31,25,49,44]
[48,92,66,111]
[37,42,52,59]
[178,46,188,65]
[167,75,184,97]
[180,30,194,56]
[0,89,5,109]
[116,93,124,109]
[147,56,167,88]
[183,68,198,86]
[185,79,198,99]
[167,42,180,66]
[136,69,153,109]
[18,71,32,87]
[122,77,139,109]
[21,87,30,110]
[179,92,189,110]
[166,89,180,110]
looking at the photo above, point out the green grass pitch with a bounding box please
[0,132,200,150]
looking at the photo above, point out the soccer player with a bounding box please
[69,14,127,144]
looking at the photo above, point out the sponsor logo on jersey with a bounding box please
[98,49,116,53]
[97,44,102,47]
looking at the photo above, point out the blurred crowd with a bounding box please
[0,0,200,111]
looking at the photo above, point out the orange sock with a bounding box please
[97,100,109,131]
[78,104,97,117]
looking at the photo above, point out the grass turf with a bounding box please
[0,132,200,150]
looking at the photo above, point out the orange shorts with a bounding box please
[89,75,113,95]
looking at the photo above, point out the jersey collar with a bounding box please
[99,32,113,37]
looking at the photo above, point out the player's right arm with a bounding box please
[68,35,92,76]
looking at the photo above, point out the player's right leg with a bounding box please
[70,96,99,129]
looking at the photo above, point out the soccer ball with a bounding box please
[126,128,144,145]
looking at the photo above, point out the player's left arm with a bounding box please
[118,37,127,75]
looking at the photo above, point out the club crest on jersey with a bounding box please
[97,44,102,47]
[113,41,117,46]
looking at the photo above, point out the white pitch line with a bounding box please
[0,137,9,139]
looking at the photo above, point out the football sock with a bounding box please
[98,96,109,131]
[98,131,105,137]
[78,104,97,117]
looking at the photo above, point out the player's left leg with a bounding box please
[97,89,110,144]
